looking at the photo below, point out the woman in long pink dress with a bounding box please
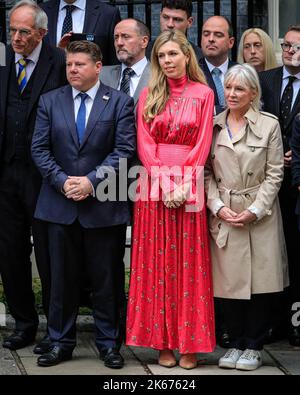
[126,30,216,370]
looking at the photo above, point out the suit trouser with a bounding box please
[47,221,127,352]
[219,293,279,350]
[0,161,50,333]
[276,175,300,332]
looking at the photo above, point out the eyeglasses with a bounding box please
[281,42,300,53]
[9,28,34,38]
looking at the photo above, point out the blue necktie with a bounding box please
[76,93,88,145]
[212,68,225,107]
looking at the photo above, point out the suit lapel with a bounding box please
[80,83,110,149]
[200,58,219,105]
[45,1,59,45]
[133,62,150,106]
[58,86,79,148]
[27,43,53,119]
[83,0,100,34]
[0,47,14,120]
[274,68,283,116]
[110,66,121,89]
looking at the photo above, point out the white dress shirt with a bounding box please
[117,57,148,97]
[281,66,300,110]
[57,0,86,45]
[205,58,230,86]
[15,41,42,82]
[72,80,100,127]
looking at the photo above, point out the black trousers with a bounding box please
[47,221,127,353]
[219,293,278,351]
[0,161,50,333]
[275,179,300,332]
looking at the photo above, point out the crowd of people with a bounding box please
[0,0,300,373]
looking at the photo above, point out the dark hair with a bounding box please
[161,0,193,18]
[121,18,150,39]
[287,24,300,34]
[66,40,103,62]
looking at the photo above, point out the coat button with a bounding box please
[211,154,215,159]
[251,147,255,152]
[245,194,251,199]
[217,178,222,183]
[248,171,253,176]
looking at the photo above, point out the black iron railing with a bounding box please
[0,0,261,60]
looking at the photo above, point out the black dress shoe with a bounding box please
[33,335,52,355]
[2,331,35,350]
[100,348,124,369]
[289,328,300,347]
[219,331,231,349]
[37,346,73,367]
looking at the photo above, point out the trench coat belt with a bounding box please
[216,184,261,249]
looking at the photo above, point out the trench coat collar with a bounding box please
[214,106,262,139]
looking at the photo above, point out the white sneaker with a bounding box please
[236,349,262,371]
[218,348,243,369]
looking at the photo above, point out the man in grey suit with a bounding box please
[100,18,150,108]
[100,19,150,345]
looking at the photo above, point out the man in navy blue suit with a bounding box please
[31,40,136,368]
[40,0,121,65]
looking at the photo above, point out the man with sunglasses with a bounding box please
[0,0,66,352]
[260,25,300,347]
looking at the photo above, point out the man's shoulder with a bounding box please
[90,0,120,15]
[40,84,69,102]
[259,66,283,81]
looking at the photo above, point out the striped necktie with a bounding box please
[120,68,135,95]
[17,58,29,93]
[211,67,225,107]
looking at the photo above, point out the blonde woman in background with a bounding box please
[238,28,277,72]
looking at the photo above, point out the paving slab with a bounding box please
[0,334,21,375]
[130,345,284,376]
[265,340,300,375]
[16,334,147,376]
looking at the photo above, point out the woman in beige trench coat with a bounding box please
[205,64,289,371]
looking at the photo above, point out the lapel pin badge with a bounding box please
[103,95,110,101]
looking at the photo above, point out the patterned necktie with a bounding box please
[61,5,76,37]
[76,93,88,145]
[280,76,297,130]
[17,58,29,93]
[120,68,135,95]
[211,67,225,107]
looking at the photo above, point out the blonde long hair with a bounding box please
[144,30,207,122]
[237,28,278,71]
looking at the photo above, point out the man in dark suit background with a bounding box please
[32,40,136,368]
[0,0,67,352]
[40,0,120,65]
[260,25,300,347]
[200,15,236,115]
[146,0,202,62]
